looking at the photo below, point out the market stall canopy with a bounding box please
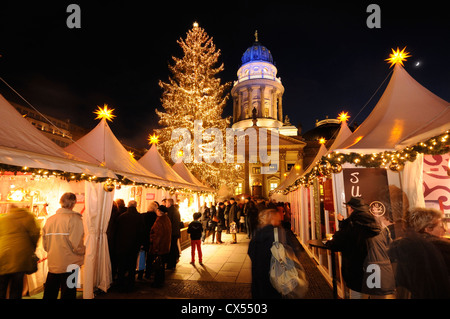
[65,119,170,185]
[138,144,200,190]
[303,143,328,176]
[335,64,450,152]
[0,94,114,178]
[172,161,214,193]
[273,158,304,193]
[327,119,353,152]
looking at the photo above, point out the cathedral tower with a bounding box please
[231,31,286,131]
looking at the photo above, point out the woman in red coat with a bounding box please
[149,204,172,288]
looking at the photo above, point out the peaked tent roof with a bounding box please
[275,143,328,192]
[327,120,353,153]
[335,64,450,152]
[0,94,114,177]
[138,144,199,190]
[65,119,169,185]
[172,161,214,193]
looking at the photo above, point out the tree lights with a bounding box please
[155,22,239,189]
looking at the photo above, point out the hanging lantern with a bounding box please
[331,163,342,174]
[103,181,115,192]
[318,160,331,175]
[389,160,404,172]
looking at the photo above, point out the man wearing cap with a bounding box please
[326,196,381,298]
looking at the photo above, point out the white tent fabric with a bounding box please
[83,181,115,299]
[0,94,114,178]
[172,161,214,193]
[138,144,199,190]
[327,120,353,153]
[65,119,170,186]
[401,153,426,208]
[335,64,450,152]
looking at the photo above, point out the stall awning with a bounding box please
[335,64,450,152]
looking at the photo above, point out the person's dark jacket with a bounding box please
[113,206,145,255]
[245,201,259,228]
[389,231,450,298]
[167,205,181,239]
[216,206,225,231]
[228,202,239,224]
[248,224,282,299]
[201,206,210,230]
[149,214,172,255]
[141,211,157,251]
[187,220,203,240]
[326,206,381,292]
[362,226,396,295]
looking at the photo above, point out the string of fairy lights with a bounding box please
[277,130,449,194]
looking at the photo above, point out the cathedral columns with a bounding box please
[277,94,283,121]
[271,89,277,120]
[247,87,253,118]
[260,85,265,117]
[280,151,286,182]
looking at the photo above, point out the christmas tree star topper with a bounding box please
[385,47,411,68]
[94,104,116,122]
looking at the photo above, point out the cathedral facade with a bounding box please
[231,33,306,199]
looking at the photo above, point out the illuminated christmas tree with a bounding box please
[156,22,239,189]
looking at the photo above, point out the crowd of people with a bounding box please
[1,190,450,300]
[107,198,181,292]
[197,197,292,245]
[326,196,450,299]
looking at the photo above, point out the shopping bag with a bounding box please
[269,227,308,298]
[137,250,146,271]
[229,222,237,234]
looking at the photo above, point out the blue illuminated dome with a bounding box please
[241,31,274,65]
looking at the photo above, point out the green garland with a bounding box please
[278,130,450,194]
[0,164,214,195]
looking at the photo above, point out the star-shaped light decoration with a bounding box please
[319,137,326,145]
[94,104,116,122]
[385,47,411,68]
[338,111,350,122]
[148,133,159,145]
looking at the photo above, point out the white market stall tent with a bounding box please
[138,144,212,222]
[64,117,200,298]
[0,94,117,298]
[279,62,450,298]
[172,160,215,213]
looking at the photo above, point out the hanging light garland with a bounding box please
[278,130,449,194]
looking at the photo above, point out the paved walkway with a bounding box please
[96,231,334,299]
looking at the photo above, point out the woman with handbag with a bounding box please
[0,205,40,299]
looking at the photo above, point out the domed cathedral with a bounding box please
[231,31,306,199]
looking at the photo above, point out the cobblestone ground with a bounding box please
[95,238,333,299]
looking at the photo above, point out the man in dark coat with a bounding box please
[166,199,181,269]
[244,198,259,239]
[113,200,145,292]
[326,197,381,297]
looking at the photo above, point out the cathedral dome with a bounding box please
[241,31,274,65]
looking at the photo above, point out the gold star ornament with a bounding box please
[148,133,160,145]
[385,47,411,68]
[94,104,116,122]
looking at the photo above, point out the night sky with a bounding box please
[0,1,449,149]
